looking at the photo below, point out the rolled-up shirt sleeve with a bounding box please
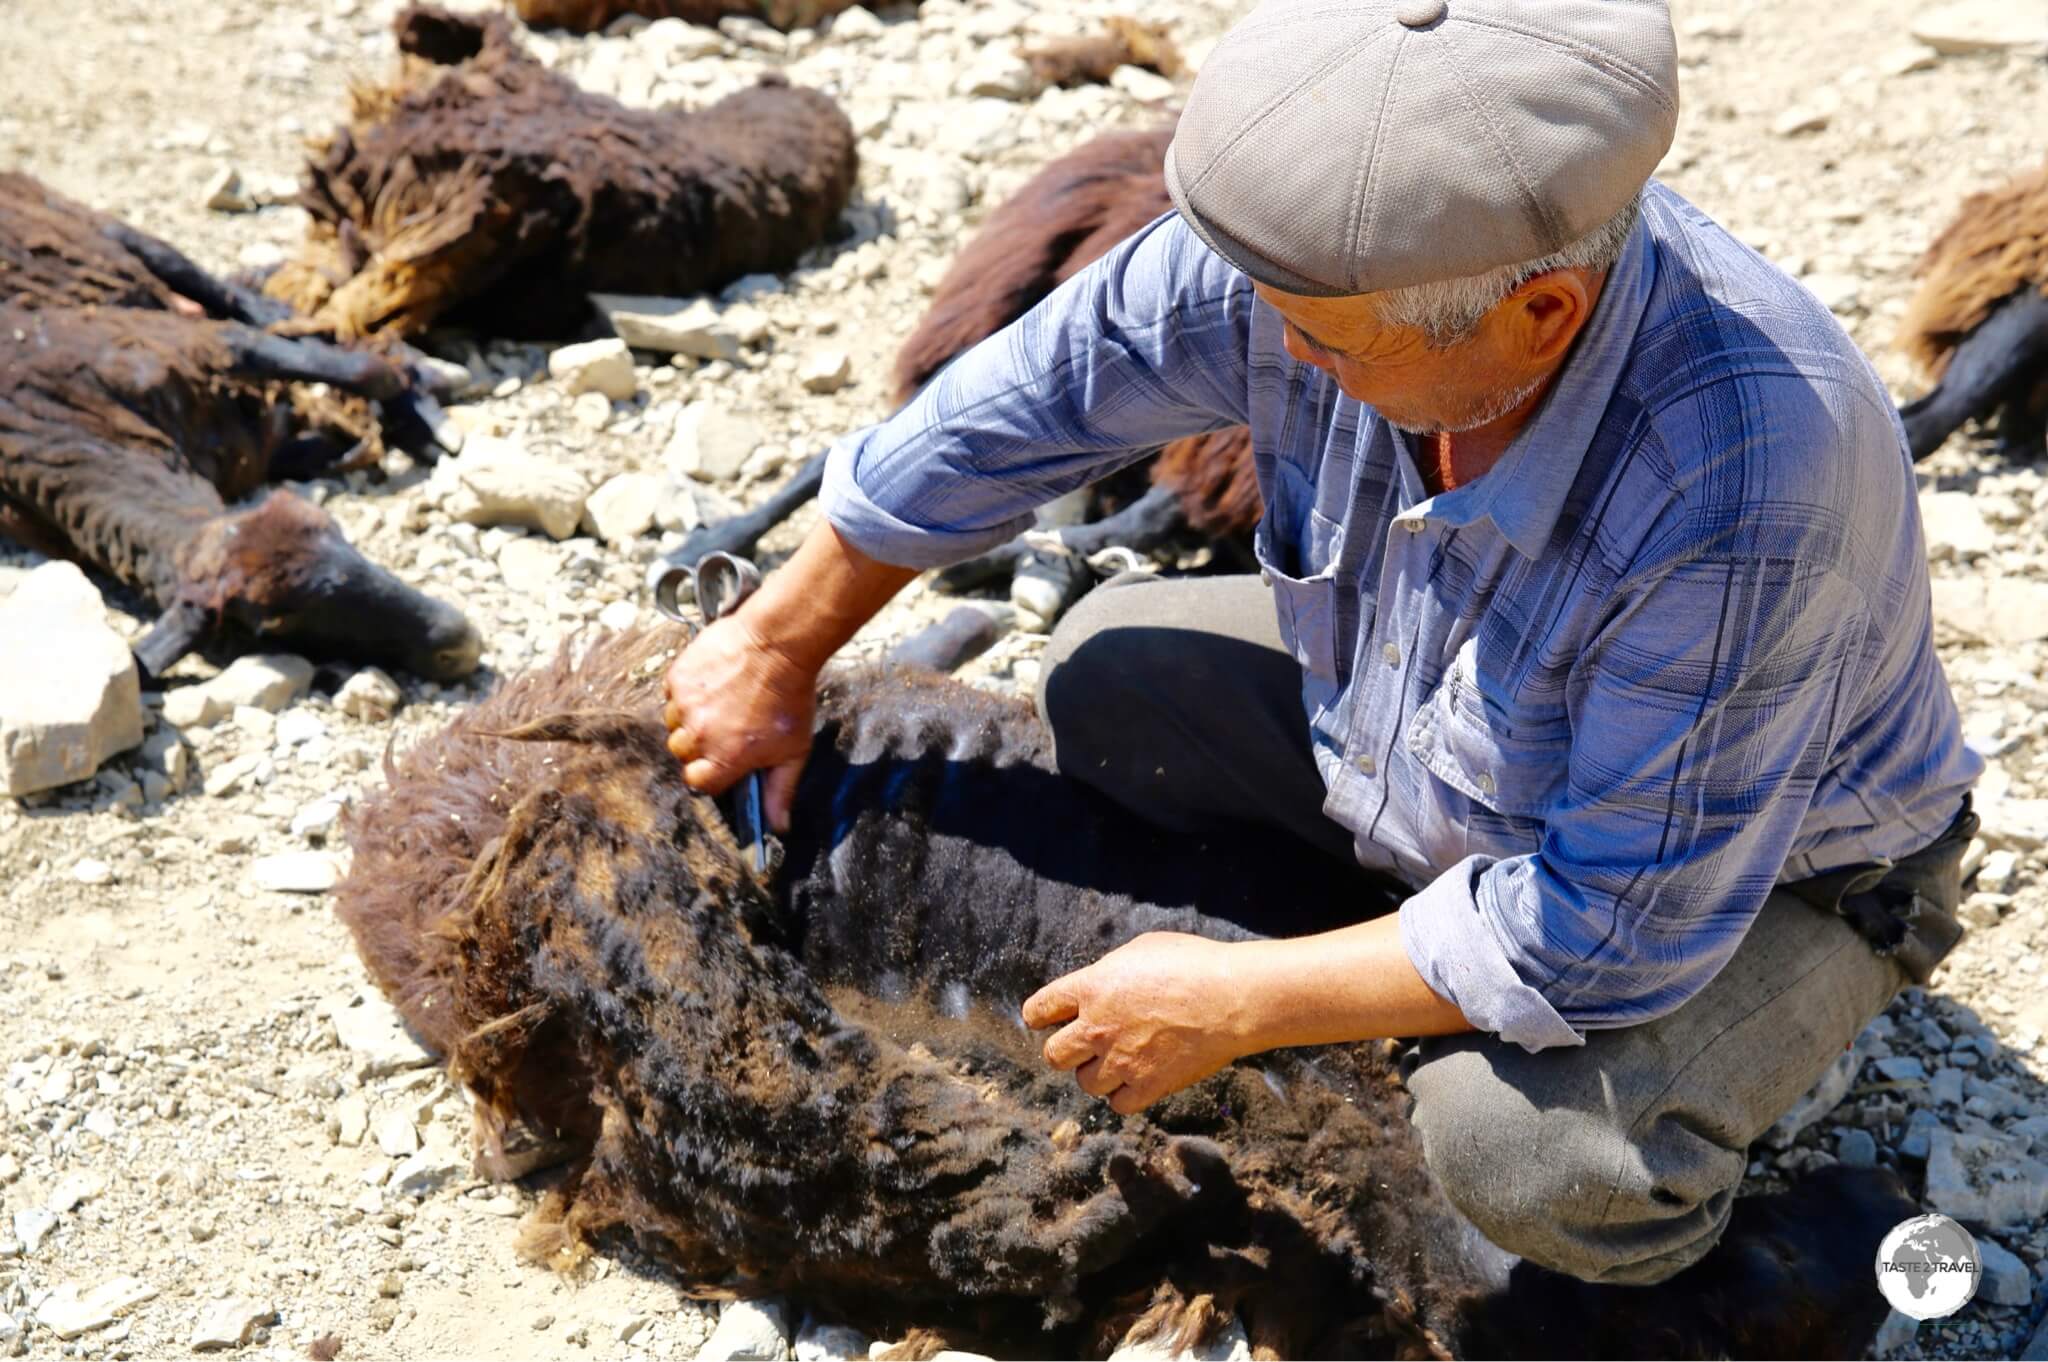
[822,213,1257,568]
[1401,555,1877,1051]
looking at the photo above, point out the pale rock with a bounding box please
[81,1108,118,1139]
[48,1170,105,1213]
[13,1208,55,1253]
[250,851,342,894]
[598,600,642,632]
[33,1276,155,1340]
[795,1317,871,1362]
[39,1065,74,1103]
[497,537,562,596]
[430,438,591,540]
[1801,272,1863,315]
[275,710,327,748]
[1978,1237,2032,1306]
[571,389,615,429]
[189,1296,275,1352]
[1979,796,2048,851]
[390,1142,467,1197]
[1871,1054,1926,1083]
[1909,1,2048,54]
[335,667,403,723]
[1931,1066,1966,1107]
[697,1298,792,1362]
[654,479,704,533]
[234,705,277,745]
[1874,1310,1918,1357]
[596,294,750,360]
[642,16,726,61]
[323,991,434,1079]
[722,304,772,346]
[1762,1045,1857,1146]
[1978,848,2021,894]
[1924,1128,2048,1228]
[373,1111,421,1158]
[0,562,144,797]
[666,403,766,483]
[1878,42,1941,74]
[332,1093,370,1148]
[584,473,661,543]
[958,48,1037,99]
[1960,894,2003,930]
[161,687,229,730]
[1681,14,1743,38]
[236,241,285,273]
[548,337,638,400]
[141,728,189,789]
[1835,1127,1879,1167]
[292,798,345,842]
[202,752,265,798]
[830,5,884,40]
[723,273,783,304]
[1920,491,1994,559]
[210,654,315,713]
[1109,64,1176,103]
[72,858,114,886]
[202,165,252,212]
[0,1153,19,1183]
[1930,576,2048,647]
[1107,1317,1251,1362]
[799,348,852,394]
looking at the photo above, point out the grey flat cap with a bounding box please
[1165,0,1679,297]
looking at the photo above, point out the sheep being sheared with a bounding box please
[0,171,458,474]
[1898,159,2048,461]
[336,623,1914,1360]
[656,125,1260,626]
[509,0,893,32]
[1,302,480,681]
[268,5,858,341]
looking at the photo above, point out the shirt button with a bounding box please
[1354,753,1376,777]
[1259,568,1272,587]
[1381,642,1402,669]
[1402,518,1426,534]
[1476,771,1497,796]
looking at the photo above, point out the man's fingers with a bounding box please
[763,758,806,834]
[1021,979,1079,1030]
[1041,1021,1096,1071]
[662,700,682,731]
[1074,1058,1121,1099]
[666,726,697,763]
[682,756,738,795]
[1107,1083,1156,1116]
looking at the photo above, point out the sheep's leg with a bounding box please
[1900,287,2048,461]
[103,222,295,328]
[1054,484,1190,559]
[269,434,372,484]
[658,450,829,572]
[884,604,1015,673]
[223,328,407,402]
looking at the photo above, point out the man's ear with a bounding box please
[1510,270,1595,365]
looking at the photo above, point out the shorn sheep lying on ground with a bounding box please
[336,623,1912,1359]
[1898,158,2048,460]
[0,174,479,680]
[660,124,1261,615]
[267,5,858,341]
[509,0,889,33]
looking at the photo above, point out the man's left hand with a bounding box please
[1021,932,1253,1114]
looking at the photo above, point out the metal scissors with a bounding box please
[648,552,770,873]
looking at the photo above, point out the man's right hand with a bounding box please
[663,612,818,832]
[658,520,921,832]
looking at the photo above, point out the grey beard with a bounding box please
[1386,371,1550,437]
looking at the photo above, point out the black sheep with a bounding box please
[337,623,1914,1359]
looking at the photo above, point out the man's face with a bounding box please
[1253,273,1594,436]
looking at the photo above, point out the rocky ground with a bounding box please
[2,0,2047,1358]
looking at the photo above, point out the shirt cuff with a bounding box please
[1399,855,1586,1052]
[819,430,1038,570]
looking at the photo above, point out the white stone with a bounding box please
[1878,42,1941,74]
[236,240,286,273]
[72,858,115,886]
[250,850,343,894]
[48,1171,105,1214]
[641,16,727,61]
[1979,797,2048,850]
[429,437,591,540]
[795,1317,871,1361]
[1924,1129,2048,1228]
[958,49,1038,99]
[1920,491,1994,559]
[202,165,252,212]
[1910,1,2048,54]
[696,1298,792,1362]
[1978,1237,2032,1305]
[332,1093,370,1147]
[547,337,638,400]
[498,537,563,596]
[1110,64,1177,103]
[275,709,327,748]
[390,1142,467,1197]
[1930,577,2048,647]
[323,991,435,1079]
[595,294,751,360]
[598,600,642,632]
[1801,272,1863,315]
[292,798,345,842]
[33,1276,155,1340]
[13,1208,56,1253]
[570,389,614,429]
[0,563,144,797]
[189,1296,275,1352]
[665,403,766,483]
[584,473,662,543]
[335,667,403,723]
[1978,848,2020,894]
[799,348,852,394]
[212,654,316,713]
[830,5,884,40]
[373,1110,421,1158]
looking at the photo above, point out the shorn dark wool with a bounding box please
[338,625,1912,1360]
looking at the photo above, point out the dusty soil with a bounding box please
[2,0,2046,1358]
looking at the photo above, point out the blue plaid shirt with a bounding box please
[822,183,1980,1050]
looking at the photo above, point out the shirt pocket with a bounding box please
[1406,645,1569,823]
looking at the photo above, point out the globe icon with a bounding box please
[1876,1214,1981,1321]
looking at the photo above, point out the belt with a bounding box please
[1781,798,1979,985]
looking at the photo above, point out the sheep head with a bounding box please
[137,490,481,681]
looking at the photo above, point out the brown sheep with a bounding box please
[1019,18,1185,94]
[336,623,1915,1360]
[1897,160,2048,460]
[267,5,858,341]
[1,301,480,680]
[656,124,1260,594]
[509,0,884,33]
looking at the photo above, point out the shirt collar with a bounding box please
[1401,213,1659,559]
